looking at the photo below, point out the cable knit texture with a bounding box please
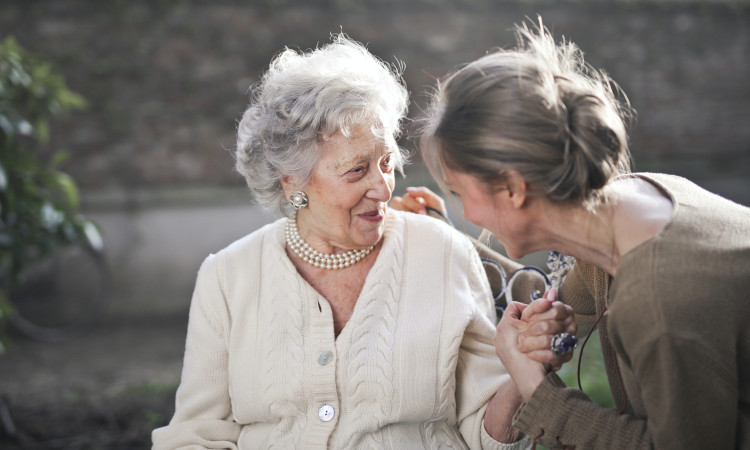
[152,209,529,450]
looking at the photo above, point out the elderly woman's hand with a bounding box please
[494,301,548,401]
[391,186,447,216]
[516,289,577,371]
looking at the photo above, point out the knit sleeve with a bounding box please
[557,260,601,336]
[456,306,530,450]
[480,424,532,450]
[510,260,657,449]
[513,373,652,449]
[452,245,531,450]
[151,254,241,449]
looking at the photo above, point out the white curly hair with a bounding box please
[234,34,409,214]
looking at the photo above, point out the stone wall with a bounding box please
[2,0,748,202]
[2,1,748,315]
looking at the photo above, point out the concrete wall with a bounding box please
[84,188,277,315]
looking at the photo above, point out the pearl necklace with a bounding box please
[285,211,374,270]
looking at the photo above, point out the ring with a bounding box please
[550,332,578,355]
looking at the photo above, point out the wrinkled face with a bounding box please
[289,124,396,252]
[443,167,531,259]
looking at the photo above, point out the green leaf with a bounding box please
[58,89,86,110]
[54,171,79,210]
[35,120,49,143]
[50,150,70,167]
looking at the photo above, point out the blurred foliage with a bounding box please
[0,37,99,352]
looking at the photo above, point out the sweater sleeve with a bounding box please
[456,308,532,450]
[455,249,531,450]
[555,260,601,336]
[152,254,241,449]
[514,325,738,450]
[513,373,651,449]
[511,260,655,449]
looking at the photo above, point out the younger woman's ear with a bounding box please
[504,170,527,209]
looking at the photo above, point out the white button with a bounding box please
[318,350,334,365]
[318,404,335,422]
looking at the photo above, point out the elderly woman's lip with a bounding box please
[358,210,384,221]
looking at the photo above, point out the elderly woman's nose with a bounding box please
[367,168,392,201]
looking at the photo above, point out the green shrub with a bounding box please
[0,37,98,351]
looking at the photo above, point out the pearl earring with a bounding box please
[289,191,308,210]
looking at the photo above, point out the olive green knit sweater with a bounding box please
[513,173,750,449]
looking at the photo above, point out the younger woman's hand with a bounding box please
[391,186,447,217]
[516,289,577,370]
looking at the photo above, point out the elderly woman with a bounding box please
[408,20,750,450]
[151,35,575,449]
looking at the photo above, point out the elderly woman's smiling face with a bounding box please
[286,124,396,253]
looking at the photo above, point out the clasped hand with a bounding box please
[494,289,577,401]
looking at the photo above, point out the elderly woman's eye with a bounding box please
[345,166,367,180]
[381,155,394,171]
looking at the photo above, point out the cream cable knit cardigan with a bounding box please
[152,209,529,450]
